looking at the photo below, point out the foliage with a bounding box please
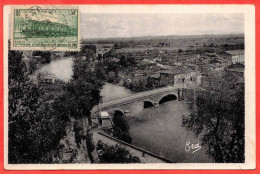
[113,128,132,144]
[8,50,68,163]
[81,44,96,54]
[106,59,120,72]
[96,140,140,163]
[120,55,136,67]
[182,73,245,163]
[28,58,39,74]
[66,56,103,121]
[123,78,155,92]
[63,55,104,158]
[120,55,128,67]
[113,114,129,133]
[94,62,107,81]
[112,113,132,144]
[32,51,51,64]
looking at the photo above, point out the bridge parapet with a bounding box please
[91,85,186,116]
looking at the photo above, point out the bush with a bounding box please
[113,114,129,133]
[96,140,140,163]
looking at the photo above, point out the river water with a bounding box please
[38,58,212,163]
[38,57,74,82]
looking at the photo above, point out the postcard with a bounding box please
[3,4,255,170]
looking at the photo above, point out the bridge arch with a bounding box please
[114,109,125,116]
[143,100,155,108]
[159,94,177,104]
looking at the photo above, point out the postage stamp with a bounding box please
[11,6,80,51]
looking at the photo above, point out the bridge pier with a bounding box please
[154,102,159,107]
[178,88,184,101]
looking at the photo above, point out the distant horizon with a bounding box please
[80,13,244,39]
[81,33,244,41]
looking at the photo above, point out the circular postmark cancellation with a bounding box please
[11,5,80,51]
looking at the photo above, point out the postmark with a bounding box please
[11,6,80,51]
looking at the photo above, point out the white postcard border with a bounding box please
[4,4,256,170]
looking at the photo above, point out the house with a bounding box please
[159,69,200,87]
[219,50,244,64]
[209,59,225,73]
[184,63,198,71]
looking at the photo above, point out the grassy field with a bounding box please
[113,35,244,53]
[114,46,191,53]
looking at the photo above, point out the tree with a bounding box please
[96,140,140,163]
[128,57,136,66]
[182,73,245,163]
[120,55,128,67]
[107,60,120,72]
[70,57,103,120]
[177,49,183,53]
[112,113,132,144]
[63,56,104,159]
[32,51,51,64]
[94,62,107,81]
[28,58,38,74]
[8,50,68,163]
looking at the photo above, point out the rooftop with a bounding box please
[225,50,244,55]
[99,111,110,118]
[142,59,156,64]
[160,69,194,75]
[209,59,221,64]
[228,63,245,69]
[150,73,160,79]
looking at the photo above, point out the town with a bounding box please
[8,33,245,164]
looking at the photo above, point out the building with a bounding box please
[184,63,199,71]
[159,69,201,87]
[219,50,244,64]
[208,59,225,73]
[98,111,114,129]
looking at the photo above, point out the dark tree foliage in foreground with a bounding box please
[66,56,103,121]
[96,140,140,163]
[113,113,132,144]
[182,73,244,163]
[8,51,69,163]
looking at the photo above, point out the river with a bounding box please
[37,57,74,82]
[38,58,212,163]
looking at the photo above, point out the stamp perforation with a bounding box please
[10,5,80,52]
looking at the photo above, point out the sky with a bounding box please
[80,13,244,39]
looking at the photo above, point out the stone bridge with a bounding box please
[91,86,185,117]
